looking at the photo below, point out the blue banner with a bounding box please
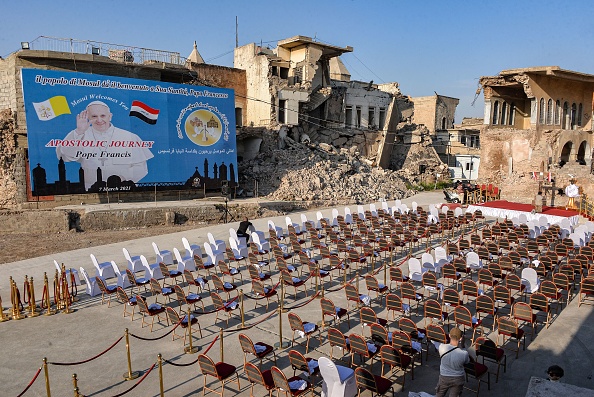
[21,69,237,195]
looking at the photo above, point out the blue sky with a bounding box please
[2,0,593,122]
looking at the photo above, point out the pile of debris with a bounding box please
[239,133,414,204]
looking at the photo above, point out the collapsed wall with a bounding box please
[0,109,19,209]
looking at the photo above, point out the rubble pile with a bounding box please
[239,133,414,204]
[0,109,18,209]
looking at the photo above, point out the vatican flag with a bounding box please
[32,96,71,121]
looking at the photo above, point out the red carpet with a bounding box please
[474,200,578,218]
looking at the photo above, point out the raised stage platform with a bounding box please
[466,200,580,226]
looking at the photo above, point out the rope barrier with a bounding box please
[48,335,124,366]
[16,366,42,397]
[23,278,31,307]
[243,281,281,301]
[108,362,156,397]
[194,295,239,315]
[129,320,182,341]
[223,308,277,333]
[283,291,320,310]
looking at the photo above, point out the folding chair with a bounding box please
[238,333,276,369]
[320,297,350,329]
[379,344,413,389]
[288,312,321,353]
[354,366,395,396]
[270,366,314,397]
[496,316,526,358]
[244,362,274,397]
[474,336,506,383]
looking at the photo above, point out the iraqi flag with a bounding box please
[129,100,159,124]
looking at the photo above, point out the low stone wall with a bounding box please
[0,200,323,233]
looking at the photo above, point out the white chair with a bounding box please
[207,232,226,252]
[381,201,390,215]
[251,232,270,252]
[421,252,437,273]
[152,242,173,265]
[317,211,329,229]
[394,199,402,207]
[203,242,224,266]
[331,208,340,227]
[229,236,248,258]
[79,267,101,297]
[286,216,302,234]
[122,248,143,273]
[140,255,163,280]
[319,356,357,397]
[229,227,247,247]
[442,205,449,214]
[174,247,195,272]
[369,203,378,217]
[182,237,202,259]
[434,247,449,274]
[518,213,528,225]
[521,268,540,294]
[401,204,409,214]
[90,254,116,280]
[408,258,425,282]
[466,251,483,271]
[267,220,285,239]
[454,207,463,218]
[300,214,311,231]
[357,205,365,220]
[344,207,353,224]
[411,201,418,213]
[569,232,584,248]
[110,261,131,288]
[53,260,81,286]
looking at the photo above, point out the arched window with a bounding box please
[509,102,515,126]
[492,100,499,125]
[563,102,569,129]
[554,100,560,125]
[578,103,583,126]
[546,99,553,125]
[441,117,446,130]
[571,103,577,129]
[501,102,507,125]
[538,98,545,124]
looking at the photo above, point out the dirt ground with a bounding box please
[0,224,198,265]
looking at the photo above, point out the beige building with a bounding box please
[411,94,459,134]
[478,66,594,201]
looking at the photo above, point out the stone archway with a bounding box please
[560,141,573,165]
[577,140,590,165]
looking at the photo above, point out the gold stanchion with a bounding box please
[63,264,79,302]
[274,281,290,350]
[314,271,320,299]
[43,357,51,397]
[62,274,74,314]
[11,277,24,320]
[0,292,9,322]
[123,329,140,380]
[28,276,39,317]
[321,272,325,299]
[219,329,224,362]
[44,273,55,316]
[53,271,61,311]
[184,311,200,354]
[72,373,84,397]
[236,289,245,329]
[383,261,388,288]
[158,354,164,397]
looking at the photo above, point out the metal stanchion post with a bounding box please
[236,289,245,329]
[184,311,200,354]
[123,329,140,380]
[43,357,51,397]
[383,260,388,288]
[53,270,61,311]
[219,329,224,362]
[62,275,73,314]
[11,277,23,320]
[274,281,290,350]
[44,273,55,316]
[0,293,9,322]
[314,272,320,298]
[72,373,82,397]
[29,276,39,317]
[158,354,164,397]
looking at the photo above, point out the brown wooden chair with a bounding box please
[116,287,138,320]
[529,292,552,328]
[149,278,174,304]
[173,284,204,312]
[400,282,422,315]
[125,268,149,294]
[194,255,216,276]
[281,270,308,299]
[425,323,448,361]
[379,344,413,389]
[512,302,537,340]
[578,277,594,307]
[218,260,243,284]
[238,333,276,369]
[244,362,274,397]
[251,279,278,310]
[349,333,378,367]
[211,274,236,300]
[496,316,525,358]
[136,295,168,332]
[453,305,481,344]
[183,269,209,294]
[96,276,118,307]
[198,353,240,397]
[474,336,506,383]
[360,306,388,337]
[320,297,350,329]
[158,262,182,286]
[386,293,408,320]
[165,306,201,344]
[327,327,351,362]
[476,295,497,332]
[354,366,395,396]
[424,298,448,330]
[288,349,319,382]
[288,312,320,353]
[210,291,238,327]
[270,366,314,397]
[365,275,389,303]
[464,360,491,396]
[344,284,367,310]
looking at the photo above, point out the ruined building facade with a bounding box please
[478,66,594,201]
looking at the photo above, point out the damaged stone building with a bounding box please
[478,66,594,201]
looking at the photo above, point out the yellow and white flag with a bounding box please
[32,96,71,121]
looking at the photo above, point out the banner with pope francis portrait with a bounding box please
[21,68,237,195]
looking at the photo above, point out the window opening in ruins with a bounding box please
[272,67,278,77]
[538,98,545,124]
[280,67,289,79]
[345,106,353,127]
[379,108,386,129]
[555,100,561,125]
[235,108,243,127]
[369,108,376,128]
[501,102,507,125]
[509,103,515,126]
[278,100,286,124]
[578,103,583,127]
[460,135,466,145]
[356,106,362,128]
[441,117,447,130]
[571,103,577,129]
[560,141,572,164]
[563,102,569,129]
[492,100,500,125]
[546,99,553,125]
